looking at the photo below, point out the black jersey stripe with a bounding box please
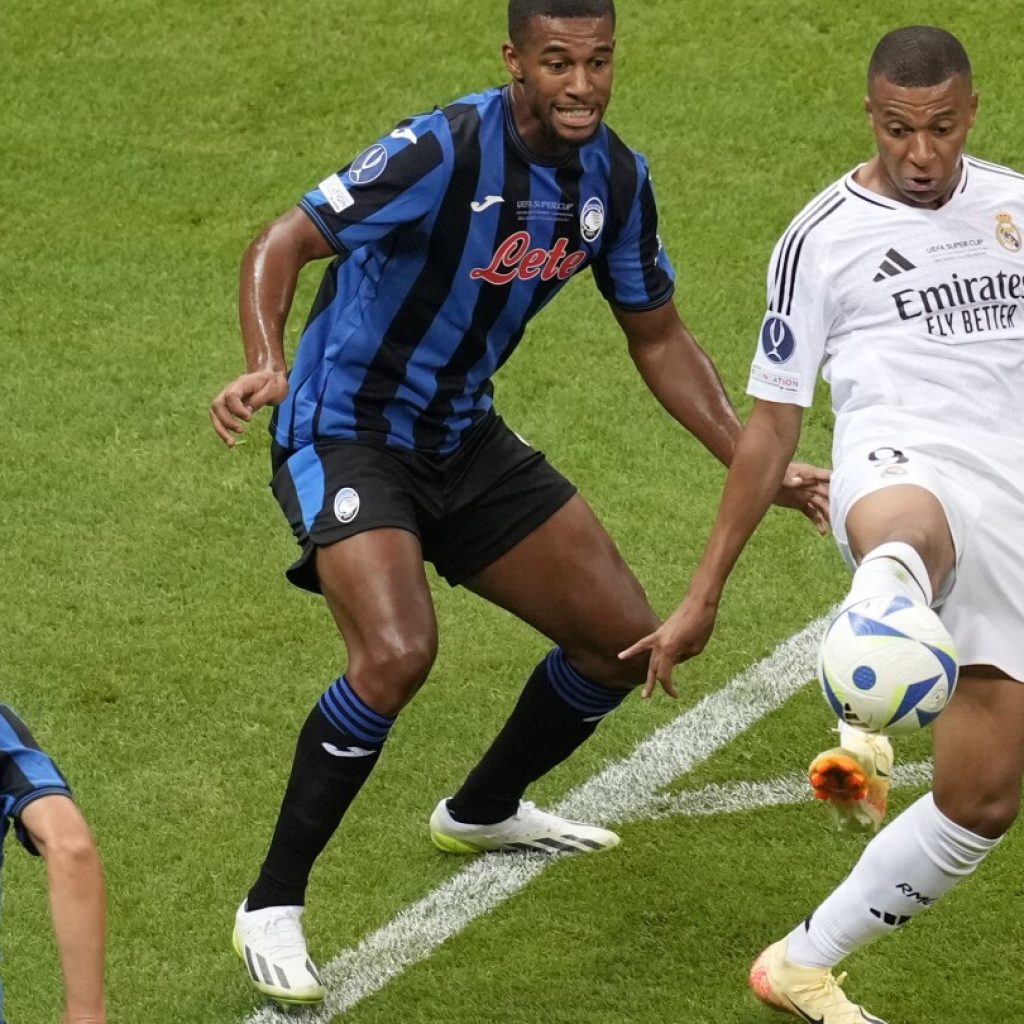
[770,188,841,312]
[780,196,846,316]
[636,175,668,303]
[346,108,483,442]
[410,117,527,449]
[965,155,1024,181]
[592,135,638,302]
[601,132,638,252]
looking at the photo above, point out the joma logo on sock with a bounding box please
[895,883,936,906]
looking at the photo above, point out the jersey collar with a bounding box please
[843,160,970,212]
[500,85,592,168]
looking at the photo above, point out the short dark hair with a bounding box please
[508,0,616,45]
[868,26,971,89]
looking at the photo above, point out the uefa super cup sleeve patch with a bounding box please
[760,315,797,364]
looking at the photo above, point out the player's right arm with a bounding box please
[210,111,449,446]
[20,794,106,1024]
[620,194,838,693]
[209,208,333,446]
[620,399,804,694]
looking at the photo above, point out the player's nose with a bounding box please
[564,64,591,98]
[907,131,936,167]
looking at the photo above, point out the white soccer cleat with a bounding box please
[808,727,894,834]
[232,901,325,1006]
[429,798,620,855]
[749,938,888,1023]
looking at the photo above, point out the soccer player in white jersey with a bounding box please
[621,25,1024,1023]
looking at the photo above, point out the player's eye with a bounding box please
[933,124,953,136]
[886,124,908,137]
[546,60,567,72]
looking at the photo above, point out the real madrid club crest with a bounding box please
[580,197,605,243]
[995,212,1022,253]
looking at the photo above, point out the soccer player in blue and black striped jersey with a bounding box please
[0,706,106,1023]
[211,0,829,1006]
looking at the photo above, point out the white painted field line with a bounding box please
[244,613,845,1024]
[650,760,933,820]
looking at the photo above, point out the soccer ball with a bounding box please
[818,596,958,735]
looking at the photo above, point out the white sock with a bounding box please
[842,541,933,609]
[786,792,998,967]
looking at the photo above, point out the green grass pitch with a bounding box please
[1,1,1021,1021]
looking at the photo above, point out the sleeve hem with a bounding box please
[12,787,74,857]
[608,283,675,314]
[298,199,350,257]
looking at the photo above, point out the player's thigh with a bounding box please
[464,494,656,685]
[316,530,439,710]
[932,670,1024,838]
[832,445,960,586]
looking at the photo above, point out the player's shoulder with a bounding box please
[777,172,858,238]
[437,86,504,129]
[387,88,502,147]
[963,154,1024,193]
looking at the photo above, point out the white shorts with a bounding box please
[831,438,1024,681]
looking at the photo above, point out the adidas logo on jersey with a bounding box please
[873,248,917,282]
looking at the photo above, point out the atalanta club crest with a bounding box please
[996,213,1022,253]
[580,197,605,243]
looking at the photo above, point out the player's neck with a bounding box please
[506,82,577,163]
[853,156,962,210]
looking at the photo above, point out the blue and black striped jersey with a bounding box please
[272,85,676,453]
[0,705,70,866]
[0,706,70,1020]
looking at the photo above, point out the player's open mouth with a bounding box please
[905,177,937,193]
[554,106,598,130]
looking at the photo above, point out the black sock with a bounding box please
[247,677,393,910]
[446,648,628,825]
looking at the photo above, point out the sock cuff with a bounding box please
[916,792,1001,872]
[544,648,628,716]
[861,541,933,605]
[318,675,395,746]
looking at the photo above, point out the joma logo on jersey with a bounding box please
[470,232,587,285]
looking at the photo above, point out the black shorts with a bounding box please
[270,413,576,593]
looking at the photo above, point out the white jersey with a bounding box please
[748,157,1024,678]
[747,156,1024,460]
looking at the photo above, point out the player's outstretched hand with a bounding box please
[774,461,831,535]
[618,594,719,699]
[210,370,289,446]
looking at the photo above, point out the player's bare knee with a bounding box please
[934,786,1019,839]
[349,633,437,707]
[563,642,650,690]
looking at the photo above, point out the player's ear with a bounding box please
[503,41,525,82]
[968,91,979,127]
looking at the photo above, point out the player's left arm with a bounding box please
[616,301,829,530]
[20,794,106,1024]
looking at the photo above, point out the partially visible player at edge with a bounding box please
[0,705,106,1023]
[623,25,1024,1024]
[210,0,828,1008]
